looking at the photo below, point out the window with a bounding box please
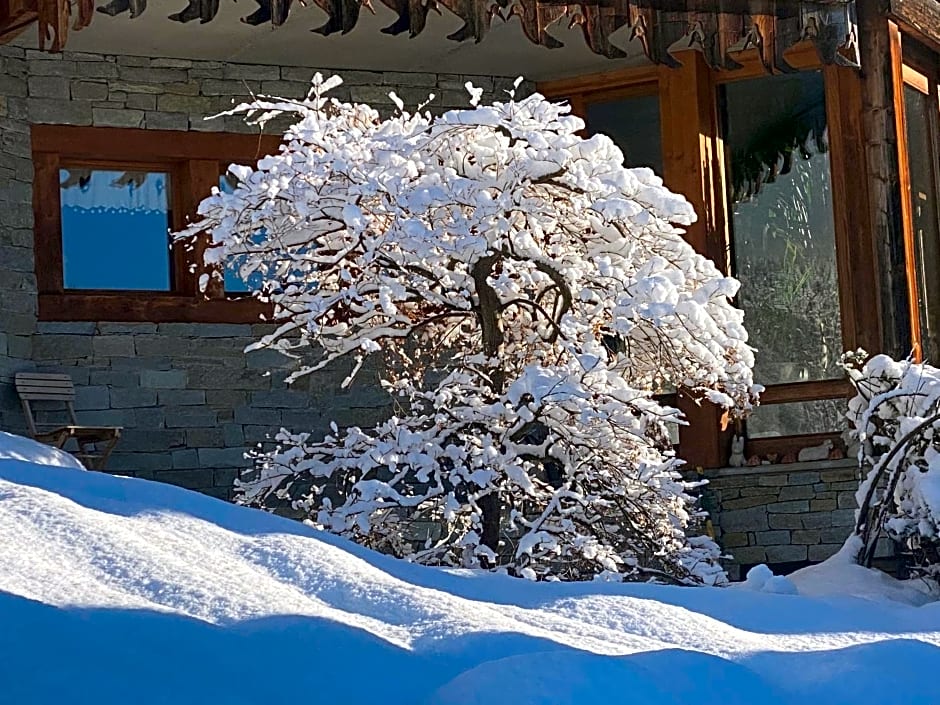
[539,43,874,466]
[897,37,940,363]
[32,126,280,323]
[721,70,846,438]
[60,168,173,291]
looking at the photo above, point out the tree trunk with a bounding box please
[471,254,504,557]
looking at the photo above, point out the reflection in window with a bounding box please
[586,93,663,174]
[219,171,264,294]
[60,168,171,290]
[746,398,846,439]
[722,71,842,388]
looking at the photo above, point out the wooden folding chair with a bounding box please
[15,372,122,471]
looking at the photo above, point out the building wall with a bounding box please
[0,44,529,496]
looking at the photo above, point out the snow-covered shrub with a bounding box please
[845,352,940,576]
[181,75,757,584]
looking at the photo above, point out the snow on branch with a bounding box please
[180,74,757,584]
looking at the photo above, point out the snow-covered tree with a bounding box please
[845,352,940,578]
[181,74,757,584]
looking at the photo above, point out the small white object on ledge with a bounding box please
[797,439,833,463]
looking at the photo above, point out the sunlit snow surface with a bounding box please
[2,432,940,705]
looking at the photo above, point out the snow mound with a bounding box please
[0,429,85,469]
[2,434,940,705]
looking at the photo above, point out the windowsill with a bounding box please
[703,457,857,478]
[38,292,272,324]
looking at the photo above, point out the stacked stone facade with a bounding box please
[0,45,528,497]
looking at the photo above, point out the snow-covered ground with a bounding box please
[2,431,940,705]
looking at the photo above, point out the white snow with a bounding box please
[3,433,940,705]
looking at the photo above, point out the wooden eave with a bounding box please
[0,0,861,73]
[889,0,940,52]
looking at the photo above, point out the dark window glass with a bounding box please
[60,168,171,290]
[904,83,940,361]
[722,71,843,399]
[586,93,663,174]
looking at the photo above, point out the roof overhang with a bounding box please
[2,0,860,77]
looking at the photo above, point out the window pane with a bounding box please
[904,83,940,361]
[219,172,263,294]
[60,169,171,290]
[586,93,663,174]
[722,71,843,386]
[747,398,846,439]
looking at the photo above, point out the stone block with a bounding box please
[222,423,244,446]
[110,388,157,409]
[767,500,810,514]
[29,60,78,77]
[71,81,109,101]
[134,407,166,428]
[831,481,860,491]
[120,428,185,451]
[756,530,790,546]
[768,513,803,530]
[801,513,832,529]
[721,495,776,510]
[820,468,858,483]
[756,473,788,487]
[765,545,808,562]
[200,79,260,96]
[809,544,842,562]
[171,449,200,469]
[156,93,215,114]
[788,471,821,485]
[192,323,253,338]
[93,336,136,358]
[719,506,769,532]
[720,532,749,548]
[830,509,856,527]
[778,485,815,501]
[837,492,858,509]
[0,245,34,271]
[729,546,767,564]
[98,323,156,335]
[154,469,214,490]
[206,390,248,409]
[165,408,219,428]
[28,76,70,99]
[144,112,188,131]
[223,63,280,80]
[32,334,94,360]
[157,389,206,406]
[234,405,281,425]
[125,93,156,111]
[249,389,311,409]
[186,428,225,448]
[28,98,92,125]
[73,385,111,410]
[92,107,144,128]
[107,452,169,472]
[791,530,821,545]
[151,58,193,68]
[140,368,187,389]
[197,447,248,468]
[213,468,240,487]
[810,498,837,512]
[119,66,188,83]
[78,409,128,426]
[821,527,852,544]
[0,75,27,97]
[242,425,278,443]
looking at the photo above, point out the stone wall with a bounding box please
[0,44,529,496]
[701,460,888,579]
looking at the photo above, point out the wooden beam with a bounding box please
[890,0,940,53]
[659,50,731,469]
[888,18,924,360]
[0,0,37,44]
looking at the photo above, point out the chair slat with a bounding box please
[16,372,77,401]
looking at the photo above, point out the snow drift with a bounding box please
[2,432,940,705]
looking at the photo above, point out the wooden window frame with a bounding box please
[891,22,940,361]
[32,125,281,324]
[538,42,878,467]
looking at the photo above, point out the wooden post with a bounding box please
[658,50,730,469]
